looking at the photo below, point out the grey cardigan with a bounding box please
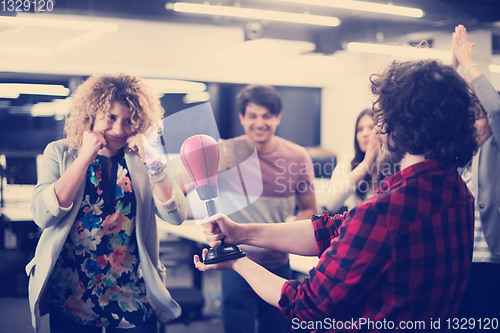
[26,139,188,331]
[471,75,500,256]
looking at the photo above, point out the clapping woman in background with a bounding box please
[318,108,381,214]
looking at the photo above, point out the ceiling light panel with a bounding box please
[489,64,500,73]
[143,79,207,94]
[276,0,424,18]
[0,83,70,99]
[166,2,341,27]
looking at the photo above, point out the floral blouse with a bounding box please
[50,150,153,328]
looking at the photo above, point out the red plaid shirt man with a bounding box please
[280,160,474,331]
[194,59,479,333]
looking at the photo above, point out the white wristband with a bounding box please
[462,63,478,76]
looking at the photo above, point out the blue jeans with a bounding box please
[49,310,157,333]
[222,263,292,333]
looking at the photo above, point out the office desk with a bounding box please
[157,218,319,275]
[0,203,38,248]
[0,205,33,222]
[0,203,38,296]
[1,203,320,274]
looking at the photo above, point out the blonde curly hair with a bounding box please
[64,73,164,147]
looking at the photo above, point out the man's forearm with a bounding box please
[295,208,315,221]
[233,257,286,307]
[243,219,319,256]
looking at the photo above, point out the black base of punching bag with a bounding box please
[203,244,246,264]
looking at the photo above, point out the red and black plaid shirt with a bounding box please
[279,160,474,331]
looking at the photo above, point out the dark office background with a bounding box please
[0,80,322,155]
[213,84,321,147]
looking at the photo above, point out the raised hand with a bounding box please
[452,24,475,70]
[126,133,146,161]
[80,130,106,164]
[127,125,169,185]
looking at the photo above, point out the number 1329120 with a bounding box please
[1,0,54,12]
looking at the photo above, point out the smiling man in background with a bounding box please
[217,84,317,333]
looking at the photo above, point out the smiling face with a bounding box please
[356,114,375,153]
[92,101,135,155]
[239,102,282,149]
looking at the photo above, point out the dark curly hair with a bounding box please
[370,59,478,168]
[236,85,282,116]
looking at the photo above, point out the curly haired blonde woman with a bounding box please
[27,74,187,332]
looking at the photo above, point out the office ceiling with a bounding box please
[50,0,500,53]
[2,0,500,107]
[2,0,500,79]
[2,0,499,153]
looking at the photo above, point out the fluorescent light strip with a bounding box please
[277,0,423,18]
[166,2,340,27]
[0,15,119,32]
[489,64,500,73]
[0,84,70,99]
[143,79,207,94]
[347,42,451,60]
[31,98,72,118]
[183,92,211,104]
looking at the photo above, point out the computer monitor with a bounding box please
[4,156,38,185]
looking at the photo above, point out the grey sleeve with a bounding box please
[154,185,188,225]
[471,74,500,141]
[31,142,73,229]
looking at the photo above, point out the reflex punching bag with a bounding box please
[180,135,245,264]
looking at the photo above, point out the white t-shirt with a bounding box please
[316,161,377,213]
